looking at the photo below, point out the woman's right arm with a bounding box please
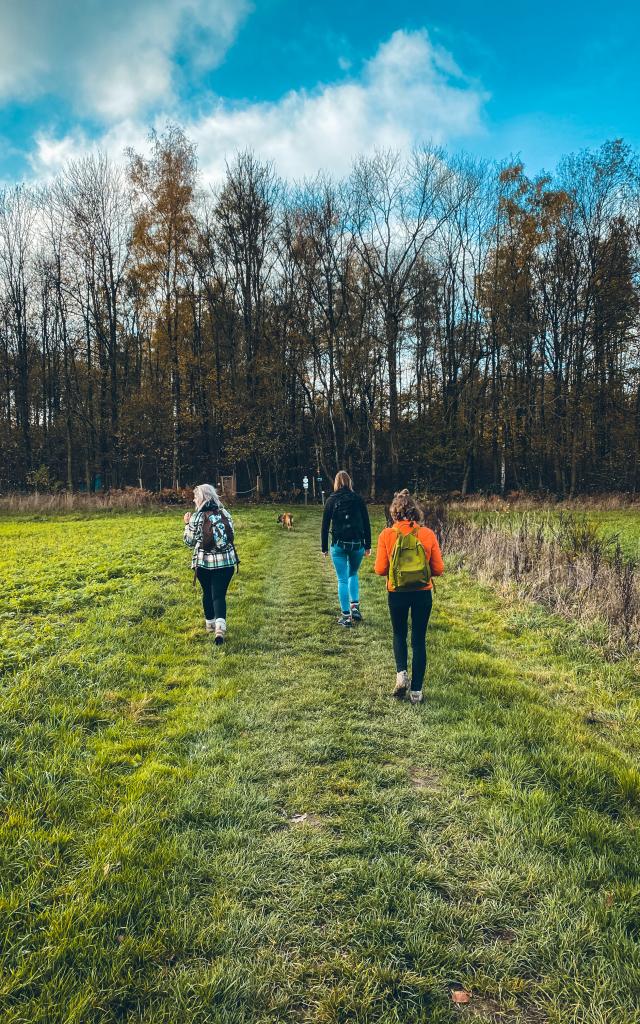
[183,513,199,548]
[321,497,333,553]
[374,530,390,576]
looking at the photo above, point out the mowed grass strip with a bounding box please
[1,508,640,1023]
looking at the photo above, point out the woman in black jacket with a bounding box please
[321,471,372,626]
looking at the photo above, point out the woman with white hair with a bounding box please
[183,483,238,644]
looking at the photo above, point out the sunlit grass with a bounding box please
[459,505,640,560]
[1,508,640,1023]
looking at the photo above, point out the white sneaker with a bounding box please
[409,689,423,704]
[214,617,227,645]
[205,619,215,633]
[393,670,409,699]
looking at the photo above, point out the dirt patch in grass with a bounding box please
[453,994,505,1019]
[409,767,443,792]
[452,993,540,1022]
[448,983,546,1022]
[289,812,323,827]
[482,926,518,945]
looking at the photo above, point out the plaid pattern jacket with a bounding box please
[183,501,238,570]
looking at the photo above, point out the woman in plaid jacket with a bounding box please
[183,483,238,644]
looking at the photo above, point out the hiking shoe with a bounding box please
[214,618,226,646]
[350,602,362,622]
[393,670,409,699]
[409,689,423,705]
[337,613,353,628]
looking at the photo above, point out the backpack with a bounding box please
[201,506,235,552]
[331,492,364,545]
[389,527,431,590]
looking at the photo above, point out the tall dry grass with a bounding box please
[436,508,639,651]
[0,487,194,512]
[450,491,640,511]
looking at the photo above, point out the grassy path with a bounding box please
[1,508,640,1023]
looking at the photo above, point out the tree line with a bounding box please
[1,127,639,497]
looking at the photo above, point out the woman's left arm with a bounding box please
[428,531,444,576]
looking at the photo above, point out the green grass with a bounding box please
[1,507,640,1023]
[460,506,640,561]
[583,510,640,560]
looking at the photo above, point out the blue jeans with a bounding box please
[330,544,365,613]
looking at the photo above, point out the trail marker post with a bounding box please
[303,475,309,505]
[318,475,324,505]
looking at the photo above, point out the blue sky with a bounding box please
[0,0,638,184]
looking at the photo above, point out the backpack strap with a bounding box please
[215,506,240,572]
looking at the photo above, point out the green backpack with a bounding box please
[389,527,431,590]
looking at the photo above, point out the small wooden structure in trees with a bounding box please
[219,473,237,500]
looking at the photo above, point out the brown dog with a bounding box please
[277,512,294,530]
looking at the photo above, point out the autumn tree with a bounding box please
[128,126,198,488]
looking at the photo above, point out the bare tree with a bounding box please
[347,146,455,487]
[0,186,37,478]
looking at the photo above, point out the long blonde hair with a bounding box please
[334,470,352,491]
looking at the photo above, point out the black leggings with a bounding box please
[196,566,235,621]
[387,589,433,691]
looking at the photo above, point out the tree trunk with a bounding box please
[386,313,399,489]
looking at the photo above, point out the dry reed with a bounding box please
[437,509,639,652]
[0,487,194,512]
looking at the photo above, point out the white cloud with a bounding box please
[30,120,151,181]
[191,29,488,181]
[0,0,249,120]
[27,29,489,183]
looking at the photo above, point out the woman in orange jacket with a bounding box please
[374,489,444,703]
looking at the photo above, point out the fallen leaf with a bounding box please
[290,813,308,824]
[451,987,472,1005]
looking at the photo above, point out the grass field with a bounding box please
[576,510,640,560]
[459,506,640,561]
[2,507,640,1024]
